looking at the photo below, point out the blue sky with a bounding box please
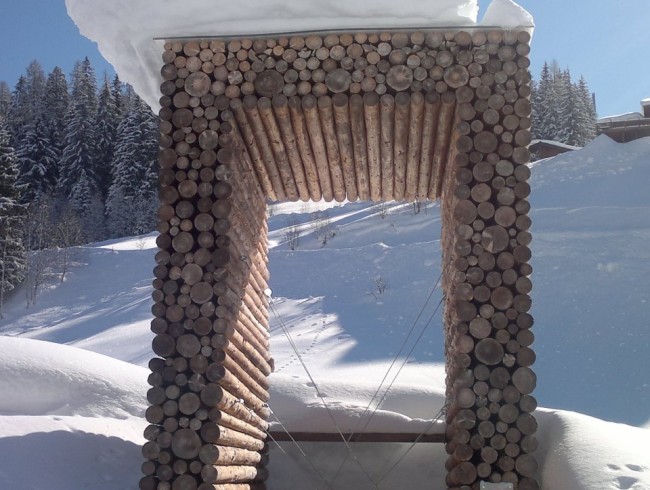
[0,0,648,117]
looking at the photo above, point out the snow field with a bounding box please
[1,135,649,488]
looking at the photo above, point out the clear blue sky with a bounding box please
[0,0,648,117]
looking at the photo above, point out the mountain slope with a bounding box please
[1,135,649,489]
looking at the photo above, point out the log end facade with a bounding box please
[148,27,538,490]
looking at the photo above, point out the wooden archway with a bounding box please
[145,28,539,490]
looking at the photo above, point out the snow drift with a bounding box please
[0,336,148,418]
[1,136,650,488]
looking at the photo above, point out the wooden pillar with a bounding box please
[146,40,273,490]
[440,30,538,490]
[148,29,538,490]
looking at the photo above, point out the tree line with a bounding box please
[530,61,597,147]
[0,59,159,311]
[0,57,599,311]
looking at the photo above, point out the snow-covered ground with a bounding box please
[1,134,649,488]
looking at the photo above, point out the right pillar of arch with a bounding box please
[440,29,538,490]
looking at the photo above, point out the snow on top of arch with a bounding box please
[65,0,533,110]
[480,0,534,28]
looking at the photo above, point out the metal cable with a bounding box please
[329,270,445,486]
[265,405,333,489]
[269,298,378,488]
[373,402,448,487]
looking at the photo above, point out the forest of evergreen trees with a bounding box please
[0,59,159,306]
[0,57,598,308]
[530,61,597,146]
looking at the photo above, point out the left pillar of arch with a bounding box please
[142,40,272,490]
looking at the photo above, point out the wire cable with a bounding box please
[269,298,378,488]
[328,270,444,486]
[265,405,333,489]
[373,402,448,487]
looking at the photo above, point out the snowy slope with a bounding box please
[528,135,650,426]
[1,135,650,488]
[0,338,648,489]
[0,337,148,490]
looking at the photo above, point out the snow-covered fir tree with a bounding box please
[24,61,46,111]
[533,62,561,140]
[0,81,10,124]
[556,69,575,144]
[105,93,158,237]
[3,58,165,245]
[59,58,103,240]
[571,76,597,146]
[0,124,26,313]
[111,74,125,118]
[43,67,69,172]
[94,75,122,197]
[15,114,59,202]
[7,61,47,149]
[6,76,30,148]
[529,78,541,140]
[531,61,597,146]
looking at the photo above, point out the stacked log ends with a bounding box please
[151,28,537,489]
[437,30,539,490]
[149,38,273,490]
[158,29,534,203]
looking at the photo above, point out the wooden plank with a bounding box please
[267,431,445,443]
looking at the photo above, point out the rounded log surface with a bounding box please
[177,334,201,358]
[254,70,285,97]
[386,65,414,91]
[474,131,498,153]
[198,130,219,150]
[481,226,509,253]
[325,68,352,93]
[185,72,211,97]
[454,200,478,225]
[475,338,504,366]
[190,282,213,304]
[449,461,478,485]
[171,428,202,459]
[491,287,514,310]
[172,108,194,128]
[512,367,537,395]
[444,65,470,88]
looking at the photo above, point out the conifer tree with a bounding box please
[24,60,46,111]
[572,76,597,146]
[106,93,158,236]
[59,58,103,240]
[531,62,597,147]
[111,74,125,118]
[0,124,26,315]
[0,81,10,124]
[7,76,30,148]
[535,62,560,140]
[530,79,542,140]
[15,114,58,202]
[94,76,121,197]
[8,61,47,149]
[556,69,575,144]
[43,67,69,170]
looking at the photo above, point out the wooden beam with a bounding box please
[267,431,445,443]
